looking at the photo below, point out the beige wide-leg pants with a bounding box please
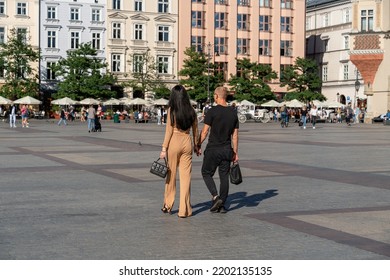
[163,131,193,217]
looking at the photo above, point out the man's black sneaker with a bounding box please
[210,196,223,212]
[218,206,227,214]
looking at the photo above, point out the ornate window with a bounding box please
[157,56,169,74]
[134,24,144,40]
[17,2,27,15]
[111,54,121,72]
[47,30,56,48]
[70,31,80,49]
[361,10,374,31]
[92,32,101,50]
[47,6,56,19]
[157,25,169,42]
[112,23,121,39]
[158,0,169,13]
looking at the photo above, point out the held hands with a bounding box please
[194,145,202,156]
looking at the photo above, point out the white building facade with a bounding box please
[106,0,178,99]
[40,0,107,95]
[306,0,364,107]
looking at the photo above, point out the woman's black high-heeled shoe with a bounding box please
[161,206,172,215]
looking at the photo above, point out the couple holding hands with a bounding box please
[159,85,239,218]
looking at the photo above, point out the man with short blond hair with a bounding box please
[197,86,239,213]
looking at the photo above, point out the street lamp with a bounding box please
[354,77,360,109]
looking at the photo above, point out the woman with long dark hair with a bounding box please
[160,85,199,218]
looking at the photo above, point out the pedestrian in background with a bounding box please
[9,104,17,128]
[57,108,67,126]
[21,104,29,128]
[310,105,318,129]
[301,105,308,129]
[159,85,199,218]
[345,103,353,126]
[87,104,96,132]
[197,86,239,213]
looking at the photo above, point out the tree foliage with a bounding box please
[280,57,324,101]
[0,28,39,100]
[178,47,224,102]
[228,58,278,103]
[123,50,167,99]
[52,43,116,100]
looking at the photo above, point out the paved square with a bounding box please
[0,119,389,259]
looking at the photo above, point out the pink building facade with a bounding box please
[178,0,306,97]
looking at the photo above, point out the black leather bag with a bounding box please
[150,158,168,178]
[230,162,242,185]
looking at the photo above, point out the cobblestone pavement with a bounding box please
[0,118,389,260]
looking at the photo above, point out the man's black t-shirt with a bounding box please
[204,105,239,149]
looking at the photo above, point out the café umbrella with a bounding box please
[153,98,169,106]
[13,96,42,105]
[51,97,79,106]
[261,100,281,107]
[0,96,12,105]
[129,98,147,105]
[79,98,100,105]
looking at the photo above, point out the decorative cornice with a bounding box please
[154,15,176,23]
[130,14,150,21]
[108,12,128,20]
[349,50,384,55]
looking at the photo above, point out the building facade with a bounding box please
[178,0,306,97]
[349,0,390,122]
[106,0,178,99]
[0,0,40,84]
[40,0,107,95]
[306,0,365,107]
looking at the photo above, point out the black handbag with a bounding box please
[150,157,168,178]
[230,162,242,185]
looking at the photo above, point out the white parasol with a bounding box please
[153,98,169,106]
[79,98,100,105]
[51,97,79,105]
[0,96,12,105]
[261,100,281,107]
[285,99,304,108]
[13,96,42,105]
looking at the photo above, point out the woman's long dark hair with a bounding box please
[168,85,196,131]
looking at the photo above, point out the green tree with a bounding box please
[228,58,277,103]
[178,47,224,102]
[0,28,39,100]
[280,57,324,102]
[154,85,171,99]
[52,43,116,100]
[123,50,167,99]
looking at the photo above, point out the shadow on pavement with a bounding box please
[192,189,278,216]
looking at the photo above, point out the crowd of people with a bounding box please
[268,102,366,128]
[0,104,33,128]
